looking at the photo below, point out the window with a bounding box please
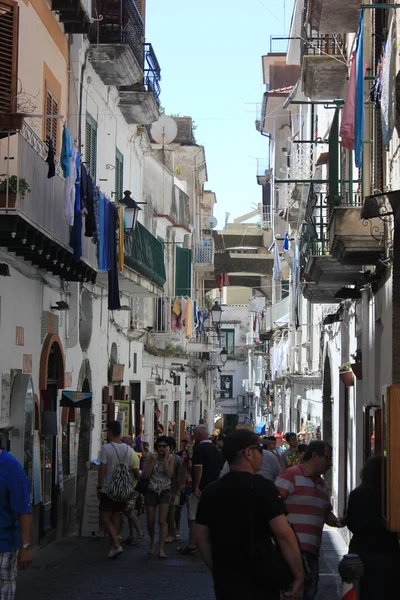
[44,85,59,150]
[219,329,235,357]
[85,113,97,181]
[0,0,18,114]
[115,149,124,201]
[175,246,192,296]
[281,278,289,300]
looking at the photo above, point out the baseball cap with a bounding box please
[224,429,260,462]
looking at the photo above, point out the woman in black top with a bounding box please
[345,455,400,599]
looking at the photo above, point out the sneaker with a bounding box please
[108,546,123,559]
[132,535,145,546]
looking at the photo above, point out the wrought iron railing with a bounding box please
[269,35,289,53]
[303,34,346,58]
[89,0,144,67]
[194,238,214,264]
[257,158,271,178]
[144,43,161,105]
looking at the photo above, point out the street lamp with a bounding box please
[210,301,223,330]
[220,347,228,366]
[120,190,145,234]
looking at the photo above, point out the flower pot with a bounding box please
[0,113,25,131]
[339,370,354,387]
[351,363,362,380]
[0,191,16,208]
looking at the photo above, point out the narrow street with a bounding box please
[15,518,345,600]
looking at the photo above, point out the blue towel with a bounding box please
[61,125,72,178]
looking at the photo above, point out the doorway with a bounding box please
[323,355,333,495]
[130,382,141,434]
[76,378,92,529]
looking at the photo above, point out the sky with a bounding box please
[146,0,295,229]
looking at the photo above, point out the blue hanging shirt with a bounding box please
[61,125,72,178]
[0,449,32,552]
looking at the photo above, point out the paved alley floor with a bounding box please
[15,517,345,600]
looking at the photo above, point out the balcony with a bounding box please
[302,35,347,100]
[51,0,92,34]
[0,124,97,282]
[256,158,271,186]
[300,188,372,303]
[193,238,214,273]
[260,296,290,338]
[214,248,274,277]
[88,0,144,86]
[307,0,360,34]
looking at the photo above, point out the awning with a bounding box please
[60,391,92,408]
[255,422,266,435]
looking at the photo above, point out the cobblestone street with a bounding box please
[15,516,345,600]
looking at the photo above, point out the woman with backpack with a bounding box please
[142,435,175,558]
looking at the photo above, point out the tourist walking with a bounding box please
[0,447,32,600]
[97,421,133,558]
[195,429,304,599]
[179,425,222,556]
[165,436,182,543]
[280,432,299,470]
[142,435,175,558]
[275,440,343,600]
[121,435,145,545]
[344,455,400,599]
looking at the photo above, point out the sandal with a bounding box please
[158,551,167,559]
[165,537,174,543]
[177,546,196,555]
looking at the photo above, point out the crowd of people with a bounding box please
[2,421,400,600]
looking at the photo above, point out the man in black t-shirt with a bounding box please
[195,429,304,600]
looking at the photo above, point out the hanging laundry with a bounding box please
[355,10,365,169]
[381,18,396,147]
[272,242,282,281]
[181,297,187,321]
[283,232,289,251]
[63,142,77,225]
[118,204,124,273]
[45,138,55,179]
[92,186,100,245]
[340,53,357,150]
[69,151,82,261]
[172,297,181,316]
[108,202,121,311]
[81,164,96,238]
[61,124,72,178]
[98,193,110,271]
[184,298,193,338]
[171,310,177,332]
[193,300,198,329]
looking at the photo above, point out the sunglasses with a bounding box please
[246,444,263,455]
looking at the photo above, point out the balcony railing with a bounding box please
[124,221,166,288]
[258,205,272,230]
[194,238,214,264]
[270,35,289,54]
[302,35,346,58]
[257,158,271,178]
[0,123,97,267]
[89,0,144,67]
[144,43,161,105]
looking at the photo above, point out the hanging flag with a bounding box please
[273,242,282,282]
[340,52,356,150]
[283,232,289,251]
[354,9,365,168]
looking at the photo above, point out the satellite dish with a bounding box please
[150,116,178,145]
[205,216,218,229]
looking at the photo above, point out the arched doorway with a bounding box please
[323,354,333,495]
[39,334,65,538]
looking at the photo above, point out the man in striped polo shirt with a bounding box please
[275,440,343,600]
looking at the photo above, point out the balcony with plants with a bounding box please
[0,123,97,282]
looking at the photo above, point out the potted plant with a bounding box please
[0,175,31,207]
[350,349,362,380]
[339,362,354,387]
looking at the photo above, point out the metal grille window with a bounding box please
[115,149,124,201]
[281,279,290,300]
[0,0,18,114]
[44,87,58,149]
[85,113,97,181]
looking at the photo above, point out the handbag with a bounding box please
[135,477,149,495]
[249,480,302,591]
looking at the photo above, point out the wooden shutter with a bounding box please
[85,113,97,181]
[175,246,192,296]
[115,149,123,201]
[44,87,58,149]
[0,0,19,114]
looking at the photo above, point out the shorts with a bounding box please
[99,492,127,513]
[187,494,199,521]
[0,551,17,600]
[125,491,139,512]
[144,488,171,506]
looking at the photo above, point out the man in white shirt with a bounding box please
[97,421,132,558]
